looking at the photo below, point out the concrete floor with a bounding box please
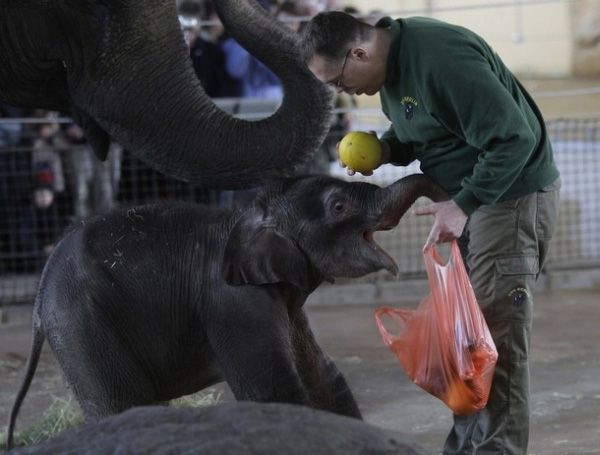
[306,286,600,455]
[1,286,599,454]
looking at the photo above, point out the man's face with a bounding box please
[307,51,382,96]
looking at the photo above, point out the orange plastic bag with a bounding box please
[375,241,498,416]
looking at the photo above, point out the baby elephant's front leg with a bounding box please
[291,310,362,419]
[208,299,311,406]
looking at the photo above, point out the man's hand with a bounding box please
[337,132,390,176]
[414,199,468,247]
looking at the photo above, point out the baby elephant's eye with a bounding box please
[333,201,346,213]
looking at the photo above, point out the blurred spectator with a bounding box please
[180,1,243,98]
[221,38,283,99]
[10,110,68,271]
[54,121,122,220]
[0,102,24,148]
[276,1,304,32]
[17,110,69,271]
[294,0,328,16]
[31,112,66,195]
[0,103,29,204]
[221,0,283,100]
[325,0,343,10]
[0,102,30,273]
[18,161,70,270]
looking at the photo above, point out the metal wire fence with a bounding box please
[0,114,599,304]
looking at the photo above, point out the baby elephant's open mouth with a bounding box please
[362,230,399,276]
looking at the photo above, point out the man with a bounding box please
[300,11,560,455]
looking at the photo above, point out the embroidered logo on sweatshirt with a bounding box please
[401,96,418,120]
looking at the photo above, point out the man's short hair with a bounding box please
[299,11,373,63]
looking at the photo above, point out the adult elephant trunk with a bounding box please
[375,174,449,229]
[67,0,333,188]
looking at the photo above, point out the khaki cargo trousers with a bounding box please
[444,178,561,455]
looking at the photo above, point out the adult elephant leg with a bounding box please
[290,310,362,419]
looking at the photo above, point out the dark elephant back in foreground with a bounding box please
[8,402,426,455]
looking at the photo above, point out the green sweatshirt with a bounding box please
[376,16,560,215]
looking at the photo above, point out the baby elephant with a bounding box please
[7,174,445,449]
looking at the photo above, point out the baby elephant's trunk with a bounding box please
[376,174,448,228]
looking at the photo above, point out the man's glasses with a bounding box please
[332,49,352,90]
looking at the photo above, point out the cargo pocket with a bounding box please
[492,255,538,323]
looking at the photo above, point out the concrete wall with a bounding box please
[350,0,578,77]
[572,0,600,75]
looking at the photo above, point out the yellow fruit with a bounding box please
[338,131,382,173]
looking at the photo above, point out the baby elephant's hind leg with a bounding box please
[47,326,158,419]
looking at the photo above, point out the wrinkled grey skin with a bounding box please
[6,174,447,450]
[9,403,427,454]
[0,0,332,187]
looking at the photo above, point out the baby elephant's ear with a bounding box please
[223,210,311,291]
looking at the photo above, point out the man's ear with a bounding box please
[222,209,312,291]
[352,47,369,61]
